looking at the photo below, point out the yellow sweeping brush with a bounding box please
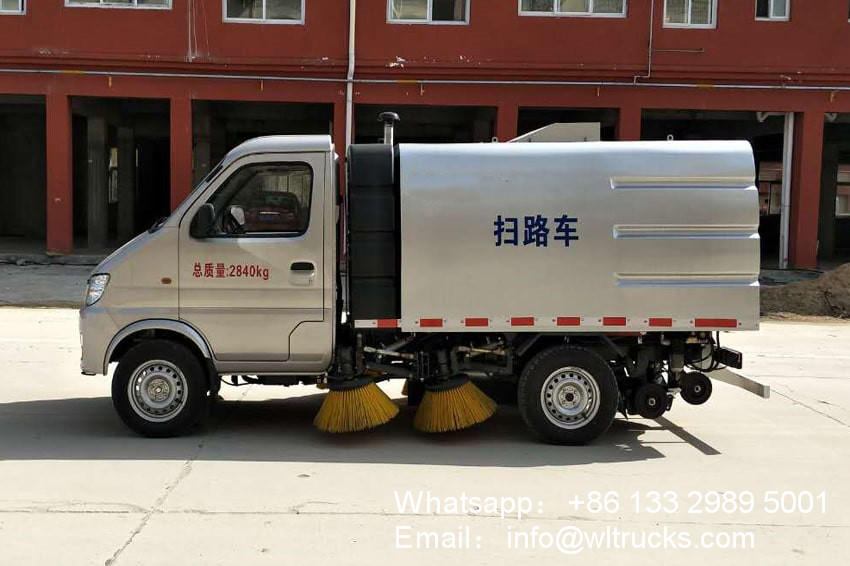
[314,377,399,433]
[413,376,497,433]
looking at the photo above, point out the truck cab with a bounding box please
[80,136,338,434]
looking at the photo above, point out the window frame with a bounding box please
[64,0,171,10]
[755,0,789,21]
[663,0,717,29]
[223,0,306,25]
[205,161,315,239]
[518,0,628,19]
[0,0,25,14]
[387,0,471,26]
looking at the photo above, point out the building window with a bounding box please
[66,0,170,8]
[389,0,469,24]
[225,0,304,23]
[664,0,716,27]
[0,0,24,13]
[519,0,626,17]
[756,0,788,20]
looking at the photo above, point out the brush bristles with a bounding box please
[413,381,497,433]
[314,382,400,433]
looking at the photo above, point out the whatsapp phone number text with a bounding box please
[567,490,826,515]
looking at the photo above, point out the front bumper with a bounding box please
[79,305,118,376]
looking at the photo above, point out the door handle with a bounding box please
[291,261,316,272]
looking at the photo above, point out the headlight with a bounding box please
[85,274,110,306]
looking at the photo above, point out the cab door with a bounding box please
[178,152,328,366]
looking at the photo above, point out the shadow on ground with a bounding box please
[0,393,720,466]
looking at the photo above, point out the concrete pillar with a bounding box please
[818,142,840,260]
[211,116,227,168]
[789,110,825,269]
[617,106,642,141]
[496,104,518,142]
[46,92,73,255]
[193,103,212,186]
[170,97,193,210]
[117,127,135,243]
[472,117,491,142]
[86,116,109,250]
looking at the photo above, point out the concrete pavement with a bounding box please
[0,265,88,308]
[0,308,848,565]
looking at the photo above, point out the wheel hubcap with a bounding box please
[540,367,601,429]
[127,360,187,423]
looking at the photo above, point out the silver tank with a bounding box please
[397,140,759,333]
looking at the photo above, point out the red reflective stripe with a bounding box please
[603,317,627,327]
[376,319,398,328]
[511,317,535,327]
[649,318,673,328]
[419,318,444,328]
[465,317,489,327]
[557,316,581,326]
[695,318,737,328]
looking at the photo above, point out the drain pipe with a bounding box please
[634,0,656,83]
[345,0,356,149]
[6,66,850,92]
[7,63,850,97]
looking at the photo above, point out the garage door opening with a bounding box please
[71,97,170,251]
[0,95,46,255]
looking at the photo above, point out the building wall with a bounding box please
[2,2,850,82]
[0,0,847,266]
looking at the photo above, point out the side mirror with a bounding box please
[227,205,246,227]
[190,203,215,239]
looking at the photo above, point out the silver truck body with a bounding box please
[396,141,759,333]
[81,136,758,376]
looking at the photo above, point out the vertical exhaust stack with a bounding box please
[379,111,401,146]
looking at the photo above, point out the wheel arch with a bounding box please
[513,334,612,374]
[104,320,213,376]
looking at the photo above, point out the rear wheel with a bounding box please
[518,345,618,445]
[112,340,209,437]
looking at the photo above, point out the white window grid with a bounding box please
[518,0,627,18]
[223,0,305,24]
[0,0,25,14]
[388,0,470,25]
[755,0,789,21]
[663,0,717,28]
[65,0,171,9]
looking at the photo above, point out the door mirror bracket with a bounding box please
[190,203,216,239]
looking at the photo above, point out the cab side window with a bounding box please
[208,162,313,237]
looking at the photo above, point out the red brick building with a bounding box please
[0,0,849,268]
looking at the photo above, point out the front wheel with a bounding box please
[518,345,619,445]
[112,340,209,437]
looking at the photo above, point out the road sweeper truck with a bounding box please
[79,115,759,444]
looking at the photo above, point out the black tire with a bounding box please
[518,345,619,445]
[680,372,713,405]
[112,340,209,438]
